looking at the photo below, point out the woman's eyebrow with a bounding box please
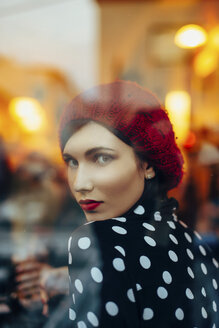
[62,147,115,158]
[62,153,72,159]
[85,147,115,156]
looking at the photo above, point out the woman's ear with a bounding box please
[143,163,156,180]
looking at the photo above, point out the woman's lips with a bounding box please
[79,200,103,211]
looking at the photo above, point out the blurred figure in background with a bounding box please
[0,136,12,202]
[0,136,14,324]
[179,127,219,259]
[196,128,219,259]
[0,151,84,327]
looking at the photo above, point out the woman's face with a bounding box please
[63,121,148,221]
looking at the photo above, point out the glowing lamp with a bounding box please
[165,91,191,143]
[9,97,45,132]
[175,24,207,49]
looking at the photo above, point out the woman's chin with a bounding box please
[85,210,113,222]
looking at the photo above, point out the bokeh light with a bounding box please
[9,97,46,132]
[165,91,191,143]
[183,131,197,149]
[194,47,218,77]
[209,25,219,50]
[175,24,208,49]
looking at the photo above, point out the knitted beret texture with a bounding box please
[59,80,184,191]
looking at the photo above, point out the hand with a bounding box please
[39,266,69,316]
[14,257,51,311]
[14,257,68,315]
[39,266,69,298]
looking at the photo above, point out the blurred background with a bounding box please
[0,0,218,326]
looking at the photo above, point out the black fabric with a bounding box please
[68,192,219,327]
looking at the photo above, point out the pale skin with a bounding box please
[63,121,155,222]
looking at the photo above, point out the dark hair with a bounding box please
[61,119,167,199]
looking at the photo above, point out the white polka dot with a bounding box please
[186,288,194,300]
[72,293,75,304]
[194,230,202,240]
[201,263,207,275]
[157,286,168,299]
[184,232,192,243]
[213,301,217,312]
[154,211,162,221]
[75,279,83,294]
[87,312,99,327]
[139,255,151,269]
[68,252,72,264]
[212,278,218,290]
[143,308,154,320]
[168,250,178,262]
[144,236,156,247]
[105,301,119,316]
[179,220,188,228]
[77,321,87,328]
[78,237,91,250]
[127,288,136,302]
[112,217,126,222]
[201,307,207,319]
[69,308,76,321]
[136,283,142,291]
[162,271,172,284]
[112,258,125,272]
[112,226,127,235]
[91,267,103,283]
[186,248,194,260]
[187,267,195,279]
[68,236,72,252]
[199,245,207,256]
[172,213,177,221]
[201,287,206,297]
[175,308,184,320]
[134,205,145,215]
[114,246,126,256]
[213,258,219,268]
[169,234,178,245]
[142,222,155,231]
[167,221,176,229]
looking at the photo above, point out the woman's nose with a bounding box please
[73,166,94,193]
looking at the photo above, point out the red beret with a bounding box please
[59,80,184,191]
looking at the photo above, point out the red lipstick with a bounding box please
[79,199,103,211]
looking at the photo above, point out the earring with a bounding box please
[146,174,153,180]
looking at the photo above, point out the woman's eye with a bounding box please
[96,154,112,165]
[68,159,78,168]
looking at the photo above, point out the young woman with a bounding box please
[59,80,218,327]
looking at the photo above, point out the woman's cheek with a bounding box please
[67,170,76,195]
[97,167,137,192]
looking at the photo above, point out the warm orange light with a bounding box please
[194,47,218,77]
[165,91,191,143]
[9,97,45,132]
[209,26,219,50]
[183,131,196,149]
[175,24,207,49]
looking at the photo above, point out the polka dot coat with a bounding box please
[68,197,219,327]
